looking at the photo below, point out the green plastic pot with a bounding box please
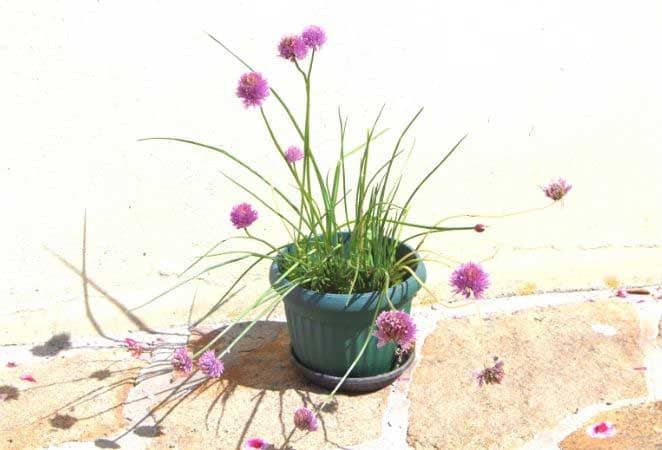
[269,234,426,378]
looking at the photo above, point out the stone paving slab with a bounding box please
[559,401,661,449]
[407,300,648,449]
[0,347,144,449]
[0,291,658,450]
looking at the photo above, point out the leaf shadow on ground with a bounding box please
[30,333,72,357]
[91,321,359,450]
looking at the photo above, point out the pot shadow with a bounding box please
[157,320,373,449]
[0,385,20,401]
[50,322,377,450]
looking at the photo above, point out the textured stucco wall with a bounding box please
[2,1,661,344]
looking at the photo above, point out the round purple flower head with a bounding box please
[542,178,572,201]
[230,203,258,229]
[244,438,271,449]
[171,347,193,374]
[374,310,416,351]
[301,25,326,50]
[198,350,224,378]
[278,35,308,61]
[450,262,490,299]
[285,145,304,164]
[293,407,318,432]
[236,72,270,108]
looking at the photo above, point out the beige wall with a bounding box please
[2,1,661,344]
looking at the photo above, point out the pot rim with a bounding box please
[269,233,427,306]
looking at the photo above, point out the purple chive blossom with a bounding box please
[198,350,224,378]
[615,287,627,298]
[293,407,318,432]
[473,357,505,387]
[230,203,258,229]
[124,337,146,358]
[244,438,271,449]
[374,310,416,351]
[285,145,304,163]
[450,262,490,299]
[301,25,327,50]
[236,72,270,108]
[586,421,617,438]
[278,35,308,61]
[542,178,572,201]
[171,347,193,374]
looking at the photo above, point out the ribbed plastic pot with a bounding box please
[269,236,426,378]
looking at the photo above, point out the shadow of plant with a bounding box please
[49,413,78,429]
[31,333,72,357]
[94,438,121,448]
[90,369,112,381]
[0,385,19,401]
[134,425,165,437]
[140,321,358,450]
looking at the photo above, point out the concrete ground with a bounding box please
[1,287,659,449]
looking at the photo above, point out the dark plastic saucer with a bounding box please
[290,347,414,393]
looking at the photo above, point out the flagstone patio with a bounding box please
[1,288,660,449]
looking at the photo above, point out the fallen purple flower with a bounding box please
[244,437,271,449]
[20,373,36,383]
[615,287,627,298]
[586,421,616,438]
[124,338,145,358]
[473,357,505,387]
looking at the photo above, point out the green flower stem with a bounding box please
[397,134,468,225]
[244,229,278,252]
[318,290,384,411]
[205,32,304,139]
[139,137,301,217]
[203,250,275,260]
[220,172,307,236]
[192,262,303,358]
[259,107,321,233]
[190,253,275,328]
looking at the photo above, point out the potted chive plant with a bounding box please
[139,25,571,436]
